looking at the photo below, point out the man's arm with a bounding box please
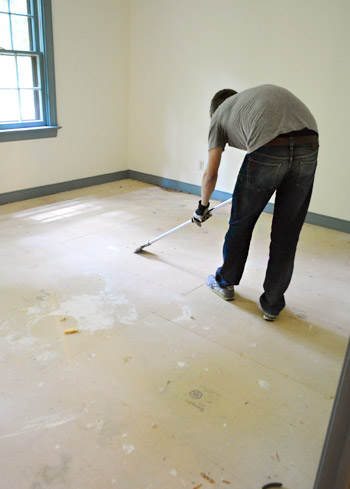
[201,147,223,205]
[192,147,223,226]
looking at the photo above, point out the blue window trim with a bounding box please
[0,125,60,141]
[0,0,60,143]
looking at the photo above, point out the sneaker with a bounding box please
[262,310,278,322]
[206,275,234,301]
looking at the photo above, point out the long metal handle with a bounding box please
[134,198,232,252]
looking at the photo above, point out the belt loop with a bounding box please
[289,136,294,151]
[289,137,294,162]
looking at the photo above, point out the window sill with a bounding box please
[0,126,61,143]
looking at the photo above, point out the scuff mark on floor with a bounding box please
[0,412,78,441]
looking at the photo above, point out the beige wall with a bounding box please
[0,0,129,194]
[129,0,350,221]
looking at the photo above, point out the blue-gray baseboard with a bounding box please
[0,170,129,205]
[0,169,348,233]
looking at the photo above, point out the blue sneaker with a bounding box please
[206,275,234,301]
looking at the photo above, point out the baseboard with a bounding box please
[129,170,350,233]
[0,169,348,233]
[0,170,129,205]
[128,170,231,203]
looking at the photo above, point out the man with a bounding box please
[193,84,319,321]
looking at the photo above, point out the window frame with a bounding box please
[0,0,59,142]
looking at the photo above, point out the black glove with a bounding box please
[192,200,212,227]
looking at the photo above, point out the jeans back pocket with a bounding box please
[297,159,317,188]
[247,157,282,191]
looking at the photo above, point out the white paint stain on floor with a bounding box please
[23,274,139,333]
[0,412,78,441]
[172,305,193,323]
[122,444,135,455]
[34,351,59,362]
[5,333,38,349]
[258,380,271,390]
[177,361,186,368]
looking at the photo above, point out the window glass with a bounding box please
[0,54,17,88]
[0,12,11,49]
[11,14,32,50]
[0,89,20,122]
[0,0,9,12]
[18,55,39,88]
[10,0,30,15]
[20,88,41,120]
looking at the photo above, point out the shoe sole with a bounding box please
[263,314,277,321]
[207,284,234,301]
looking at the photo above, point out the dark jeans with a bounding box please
[215,139,318,315]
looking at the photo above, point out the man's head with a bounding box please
[210,89,237,117]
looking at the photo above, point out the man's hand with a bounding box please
[192,201,212,227]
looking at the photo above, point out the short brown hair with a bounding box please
[210,89,237,117]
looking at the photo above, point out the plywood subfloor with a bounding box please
[1,179,349,489]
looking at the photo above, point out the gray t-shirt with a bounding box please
[208,84,318,154]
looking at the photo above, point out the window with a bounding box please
[0,0,58,142]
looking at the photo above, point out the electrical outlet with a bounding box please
[199,160,205,171]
